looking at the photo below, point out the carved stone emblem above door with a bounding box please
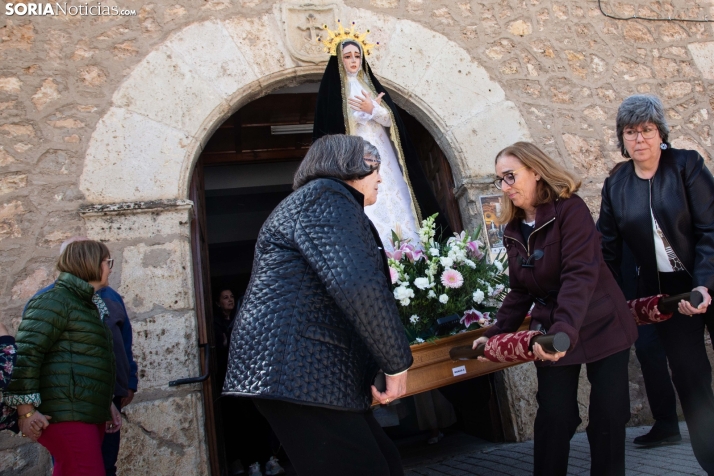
[280,3,338,64]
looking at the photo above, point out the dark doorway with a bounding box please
[189,82,501,476]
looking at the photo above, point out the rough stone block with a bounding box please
[500,363,537,441]
[80,107,192,203]
[449,101,532,178]
[0,440,52,476]
[414,40,506,128]
[0,200,26,241]
[119,240,194,314]
[224,14,297,81]
[11,267,52,301]
[169,20,258,98]
[30,78,60,111]
[377,19,451,95]
[84,208,191,242]
[131,311,199,388]
[562,134,610,176]
[117,392,207,475]
[0,172,27,195]
[0,77,22,93]
[688,41,714,80]
[112,44,228,136]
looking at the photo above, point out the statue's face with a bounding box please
[342,44,361,74]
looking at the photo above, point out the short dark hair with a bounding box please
[293,135,376,189]
[57,240,110,282]
[616,94,670,157]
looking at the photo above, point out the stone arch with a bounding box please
[79,4,531,204]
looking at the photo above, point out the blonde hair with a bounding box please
[495,142,581,224]
[57,240,110,282]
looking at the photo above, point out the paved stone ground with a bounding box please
[405,422,705,476]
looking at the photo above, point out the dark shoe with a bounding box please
[229,459,245,475]
[633,426,682,447]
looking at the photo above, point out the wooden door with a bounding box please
[189,159,223,476]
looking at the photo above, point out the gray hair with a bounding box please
[293,134,376,189]
[616,94,670,157]
[363,140,381,162]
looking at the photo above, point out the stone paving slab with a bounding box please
[406,423,705,476]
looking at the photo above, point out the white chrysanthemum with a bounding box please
[473,289,485,304]
[409,314,419,324]
[394,285,415,307]
[429,248,440,257]
[487,285,494,295]
[494,260,504,272]
[414,277,431,290]
[427,290,437,299]
[464,259,476,269]
[440,257,454,268]
[439,294,449,304]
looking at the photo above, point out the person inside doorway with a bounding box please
[214,289,240,391]
[214,288,285,476]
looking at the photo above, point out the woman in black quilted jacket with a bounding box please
[223,134,413,476]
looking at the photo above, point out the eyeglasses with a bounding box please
[493,166,527,190]
[365,156,381,172]
[623,127,658,141]
[105,258,114,269]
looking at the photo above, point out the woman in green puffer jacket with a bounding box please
[5,240,122,476]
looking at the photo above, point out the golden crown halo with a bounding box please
[320,20,378,56]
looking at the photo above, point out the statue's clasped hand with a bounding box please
[348,90,385,115]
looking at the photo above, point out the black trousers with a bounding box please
[652,272,714,474]
[253,398,404,476]
[634,324,679,432]
[534,348,630,476]
[101,396,123,476]
[221,397,274,468]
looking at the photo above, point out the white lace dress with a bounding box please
[346,74,420,251]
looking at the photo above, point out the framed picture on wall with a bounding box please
[479,195,506,258]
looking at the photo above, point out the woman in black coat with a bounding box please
[223,134,412,476]
[598,94,714,475]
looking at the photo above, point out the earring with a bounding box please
[660,143,668,150]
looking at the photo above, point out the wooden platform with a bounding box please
[374,318,531,403]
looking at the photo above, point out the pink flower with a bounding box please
[402,243,424,262]
[466,240,484,259]
[460,309,484,327]
[386,249,404,261]
[441,269,464,289]
[389,267,399,284]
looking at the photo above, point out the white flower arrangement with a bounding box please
[386,214,508,344]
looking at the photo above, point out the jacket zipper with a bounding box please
[527,218,555,256]
[503,217,556,258]
[648,179,690,284]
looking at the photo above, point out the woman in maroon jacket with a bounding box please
[473,142,637,476]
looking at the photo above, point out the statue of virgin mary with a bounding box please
[313,29,449,250]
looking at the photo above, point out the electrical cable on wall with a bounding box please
[598,0,714,22]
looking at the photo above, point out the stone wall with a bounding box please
[2,0,714,473]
